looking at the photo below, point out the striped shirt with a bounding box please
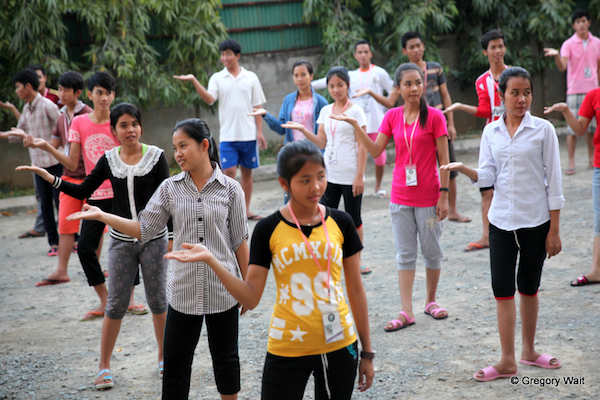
[139,164,248,315]
[15,93,60,168]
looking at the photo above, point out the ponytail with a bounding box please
[172,118,221,167]
[394,63,429,128]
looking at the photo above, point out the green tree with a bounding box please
[0,0,227,125]
[303,0,367,76]
[371,0,458,73]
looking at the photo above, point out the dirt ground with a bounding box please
[1,138,598,399]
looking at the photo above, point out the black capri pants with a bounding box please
[321,182,362,228]
[489,221,550,299]
[261,341,359,400]
[162,305,240,399]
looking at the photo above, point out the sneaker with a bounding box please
[47,246,59,257]
[72,242,78,253]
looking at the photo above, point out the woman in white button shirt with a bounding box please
[441,67,564,381]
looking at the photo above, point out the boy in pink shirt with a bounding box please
[544,8,600,175]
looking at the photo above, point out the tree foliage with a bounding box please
[303,0,367,77]
[452,0,574,89]
[304,0,574,94]
[0,0,227,125]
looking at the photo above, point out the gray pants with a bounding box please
[106,236,168,319]
[389,203,443,271]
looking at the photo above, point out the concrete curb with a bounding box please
[0,126,571,214]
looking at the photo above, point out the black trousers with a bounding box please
[35,164,62,247]
[261,341,359,400]
[162,305,240,399]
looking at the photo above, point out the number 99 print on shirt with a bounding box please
[249,207,363,357]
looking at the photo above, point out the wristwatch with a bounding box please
[360,350,375,360]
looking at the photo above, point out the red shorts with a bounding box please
[58,176,86,235]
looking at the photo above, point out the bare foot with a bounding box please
[45,271,70,281]
[448,212,471,223]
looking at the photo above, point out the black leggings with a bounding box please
[162,305,240,399]
[489,221,550,299]
[77,199,140,287]
[321,182,362,228]
[262,342,359,400]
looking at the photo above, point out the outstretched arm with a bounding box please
[0,100,21,120]
[67,204,142,239]
[22,133,81,171]
[543,48,568,72]
[352,87,400,109]
[443,102,479,117]
[544,102,591,136]
[281,121,327,148]
[165,243,268,309]
[329,113,389,158]
[174,74,216,105]
[439,162,479,181]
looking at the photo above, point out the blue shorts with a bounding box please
[220,140,260,170]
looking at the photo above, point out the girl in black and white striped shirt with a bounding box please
[68,118,249,400]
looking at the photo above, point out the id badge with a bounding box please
[405,164,417,186]
[585,67,592,79]
[322,310,344,343]
[328,148,338,164]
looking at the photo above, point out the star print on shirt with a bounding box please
[290,325,307,342]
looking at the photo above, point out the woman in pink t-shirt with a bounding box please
[344,63,450,332]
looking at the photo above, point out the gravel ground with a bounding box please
[1,138,598,399]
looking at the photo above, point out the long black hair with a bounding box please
[277,140,325,184]
[394,63,428,128]
[172,118,220,167]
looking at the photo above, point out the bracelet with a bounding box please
[439,187,449,192]
[360,350,375,360]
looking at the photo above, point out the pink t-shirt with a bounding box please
[291,98,314,141]
[561,32,600,95]
[379,107,448,207]
[68,114,120,200]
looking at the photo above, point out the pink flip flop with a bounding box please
[384,311,415,332]
[424,301,448,319]
[519,354,561,369]
[473,366,517,382]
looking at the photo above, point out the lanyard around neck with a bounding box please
[329,99,350,143]
[403,110,420,165]
[287,203,332,295]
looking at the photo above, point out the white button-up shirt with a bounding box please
[473,112,565,231]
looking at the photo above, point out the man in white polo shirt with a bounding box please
[175,38,267,220]
[312,40,394,198]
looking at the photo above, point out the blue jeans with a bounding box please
[594,167,600,236]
